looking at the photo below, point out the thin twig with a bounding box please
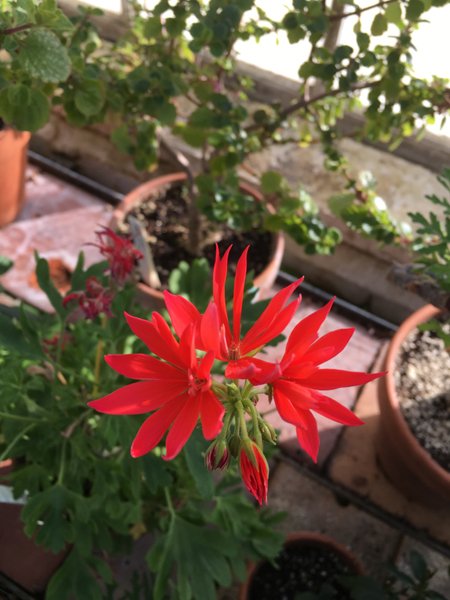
[0,23,32,36]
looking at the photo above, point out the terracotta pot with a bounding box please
[0,128,31,228]
[240,531,363,600]
[112,172,285,311]
[376,304,450,507]
[0,460,69,594]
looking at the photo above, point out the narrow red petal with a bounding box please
[300,369,385,390]
[131,396,186,458]
[232,246,249,342]
[241,278,303,352]
[274,380,317,410]
[104,354,184,380]
[124,312,182,367]
[311,391,363,426]
[164,291,200,338]
[212,245,232,342]
[197,351,215,380]
[273,384,303,425]
[225,357,280,384]
[301,328,355,365]
[200,390,225,439]
[241,297,301,355]
[285,298,335,358]
[199,302,221,356]
[88,380,185,415]
[296,410,319,462]
[164,393,200,460]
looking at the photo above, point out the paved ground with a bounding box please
[0,166,449,598]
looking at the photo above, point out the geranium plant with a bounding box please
[0,234,287,600]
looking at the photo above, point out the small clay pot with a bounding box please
[0,129,31,228]
[112,172,285,311]
[376,304,450,507]
[240,531,363,600]
[0,460,69,593]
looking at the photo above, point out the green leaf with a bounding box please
[74,79,105,117]
[0,312,41,358]
[35,254,64,316]
[189,107,216,128]
[0,85,49,132]
[140,452,173,494]
[406,0,426,20]
[328,192,355,216]
[183,429,214,499]
[260,171,283,194]
[19,28,71,83]
[371,13,388,36]
[385,1,403,25]
[46,549,103,600]
[0,255,13,275]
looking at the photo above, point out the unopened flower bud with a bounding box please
[239,441,269,505]
[205,441,229,471]
[260,421,277,444]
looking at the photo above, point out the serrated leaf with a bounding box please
[141,452,173,494]
[74,79,105,117]
[0,85,49,132]
[19,28,71,83]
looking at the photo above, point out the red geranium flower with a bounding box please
[239,442,269,505]
[228,299,385,462]
[93,226,143,284]
[88,311,224,459]
[164,245,303,361]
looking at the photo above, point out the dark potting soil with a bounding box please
[395,324,450,471]
[121,183,273,287]
[247,543,354,600]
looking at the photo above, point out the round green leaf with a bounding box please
[371,13,388,36]
[74,79,105,117]
[19,28,71,83]
[0,84,49,132]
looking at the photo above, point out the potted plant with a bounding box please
[102,0,448,297]
[240,531,363,600]
[0,1,109,227]
[376,171,450,507]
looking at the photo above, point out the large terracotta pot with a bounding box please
[0,128,31,228]
[376,304,450,507]
[0,460,69,594]
[112,172,285,311]
[240,531,363,600]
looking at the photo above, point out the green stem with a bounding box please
[57,439,67,485]
[0,423,35,463]
[246,401,263,448]
[164,487,175,517]
[0,412,40,423]
[235,401,249,441]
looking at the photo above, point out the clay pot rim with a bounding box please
[239,531,363,600]
[383,303,450,483]
[112,171,285,302]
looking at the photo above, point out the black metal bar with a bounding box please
[277,270,398,333]
[28,150,124,207]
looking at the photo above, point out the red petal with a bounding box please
[301,328,354,365]
[164,393,200,460]
[273,384,303,425]
[274,379,316,410]
[300,369,385,390]
[197,351,215,380]
[200,302,221,356]
[241,298,301,355]
[225,357,280,384]
[213,245,232,342]
[131,396,186,457]
[104,353,184,380]
[241,279,303,353]
[88,380,185,415]
[200,390,225,439]
[311,391,363,426]
[164,291,200,338]
[295,411,319,462]
[285,298,335,359]
[124,312,182,367]
[232,246,249,342]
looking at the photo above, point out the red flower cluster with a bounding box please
[93,226,143,284]
[89,245,383,505]
[63,276,113,320]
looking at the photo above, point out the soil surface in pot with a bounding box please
[247,543,354,600]
[120,183,273,287]
[395,324,450,471]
